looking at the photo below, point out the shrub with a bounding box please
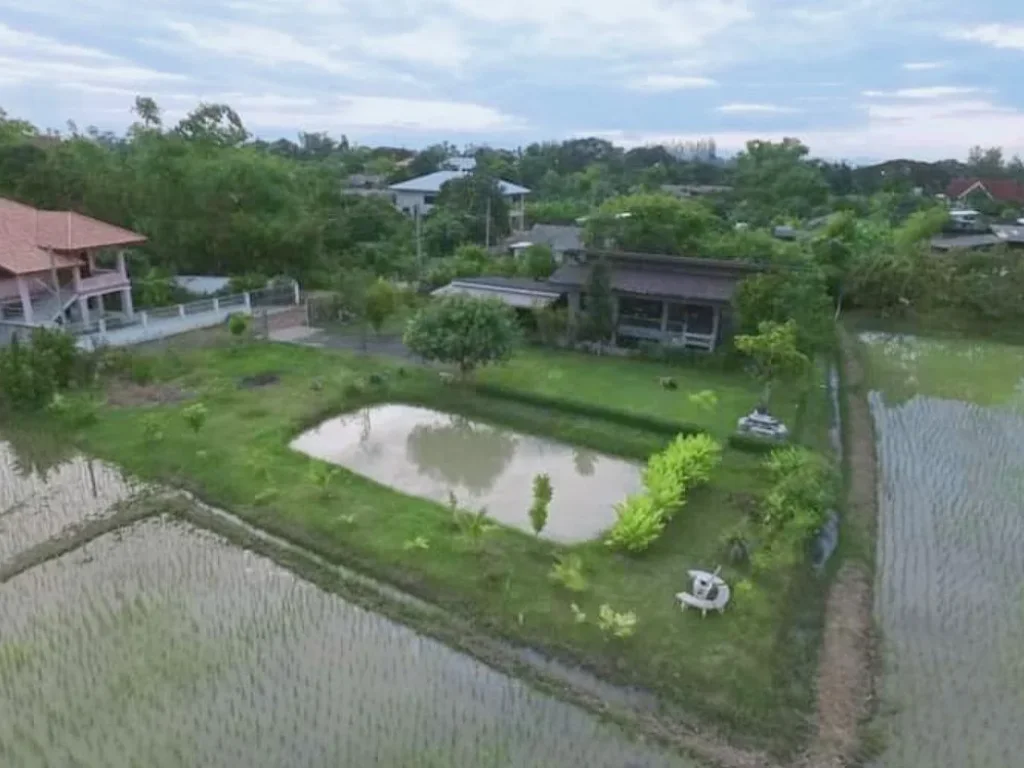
[597,604,638,639]
[570,603,587,623]
[30,327,79,389]
[404,295,519,378]
[605,494,666,553]
[182,402,208,434]
[308,463,339,499]
[688,389,718,412]
[228,313,248,338]
[549,554,588,592]
[142,414,165,443]
[529,473,552,535]
[642,433,722,516]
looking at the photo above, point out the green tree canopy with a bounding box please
[585,193,718,254]
[404,295,519,377]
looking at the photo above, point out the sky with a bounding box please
[1,0,1024,161]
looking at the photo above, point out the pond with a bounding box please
[861,334,1024,768]
[290,404,645,543]
[0,438,694,767]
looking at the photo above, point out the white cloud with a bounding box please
[903,61,945,71]
[586,97,1024,159]
[0,22,119,62]
[716,103,800,114]
[164,21,359,76]
[233,94,527,133]
[952,23,1024,50]
[627,75,717,92]
[861,86,981,99]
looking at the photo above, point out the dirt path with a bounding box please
[796,332,877,768]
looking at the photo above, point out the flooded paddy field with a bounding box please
[0,439,695,768]
[291,404,644,542]
[0,441,135,569]
[862,333,1024,768]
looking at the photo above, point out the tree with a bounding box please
[584,193,717,254]
[580,257,615,344]
[364,278,398,336]
[522,244,556,279]
[530,473,553,535]
[734,320,811,408]
[434,172,510,245]
[733,270,834,355]
[733,139,829,224]
[174,103,248,146]
[404,295,518,377]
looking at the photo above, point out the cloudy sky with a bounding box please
[1,0,1023,160]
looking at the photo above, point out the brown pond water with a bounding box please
[0,438,694,767]
[864,334,1024,768]
[290,404,645,543]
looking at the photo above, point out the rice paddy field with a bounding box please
[860,332,1024,768]
[0,438,695,768]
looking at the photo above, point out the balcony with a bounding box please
[78,269,129,294]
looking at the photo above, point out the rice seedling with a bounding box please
[0,516,694,767]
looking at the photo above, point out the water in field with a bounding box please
[0,517,693,768]
[0,439,135,569]
[291,404,644,542]
[863,334,1024,768]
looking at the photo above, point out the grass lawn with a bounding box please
[42,336,832,757]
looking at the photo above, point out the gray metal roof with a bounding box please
[549,255,753,303]
[432,276,559,308]
[505,224,584,253]
[990,224,1024,243]
[389,171,530,196]
[930,234,1004,251]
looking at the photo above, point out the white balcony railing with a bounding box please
[79,269,129,293]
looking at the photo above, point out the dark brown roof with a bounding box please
[549,251,763,303]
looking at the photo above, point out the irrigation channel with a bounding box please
[862,333,1024,768]
[0,438,697,768]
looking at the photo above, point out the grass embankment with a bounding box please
[50,337,830,756]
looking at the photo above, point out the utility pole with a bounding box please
[415,204,423,280]
[485,195,491,249]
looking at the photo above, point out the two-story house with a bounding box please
[0,198,145,339]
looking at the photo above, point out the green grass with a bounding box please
[40,336,831,757]
[477,346,798,439]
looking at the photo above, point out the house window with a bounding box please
[666,303,715,336]
[423,195,437,205]
[618,297,663,330]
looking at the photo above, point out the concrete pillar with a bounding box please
[121,287,134,319]
[77,295,90,327]
[16,275,33,324]
[709,306,720,352]
[178,304,186,318]
[140,311,149,327]
[115,251,128,280]
[72,265,83,292]
[659,300,669,342]
[293,280,301,305]
[212,297,220,312]
[243,292,252,310]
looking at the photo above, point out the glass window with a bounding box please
[686,305,715,335]
[423,195,437,205]
[618,297,663,329]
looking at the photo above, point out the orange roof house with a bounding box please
[0,198,146,328]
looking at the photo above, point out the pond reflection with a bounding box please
[291,405,644,542]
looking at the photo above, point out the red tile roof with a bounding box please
[946,178,1024,204]
[0,198,146,275]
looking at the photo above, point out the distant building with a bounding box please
[660,184,732,199]
[945,178,1024,208]
[388,169,530,231]
[341,173,393,200]
[500,224,584,262]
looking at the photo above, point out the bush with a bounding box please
[0,330,83,411]
[404,295,519,378]
[228,313,248,338]
[182,402,208,434]
[529,473,552,535]
[596,604,638,639]
[549,553,587,592]
[605,494,666,553]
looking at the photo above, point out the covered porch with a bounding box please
[613,295,721,351]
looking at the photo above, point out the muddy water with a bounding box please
[0,517,694,768]
[291,404,644,542]
[865,341,1024,767]
[0,439,693,767]
[0,440,135,569]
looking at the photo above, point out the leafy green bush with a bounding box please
[529,473,552,535]
[182,402,208,434]
[228,313,248,338]
[0,330,82,411]
[605,494,666,553]
[549,554,587,592]
[596,604,638,639]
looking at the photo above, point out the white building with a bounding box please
[388,169,530,232]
